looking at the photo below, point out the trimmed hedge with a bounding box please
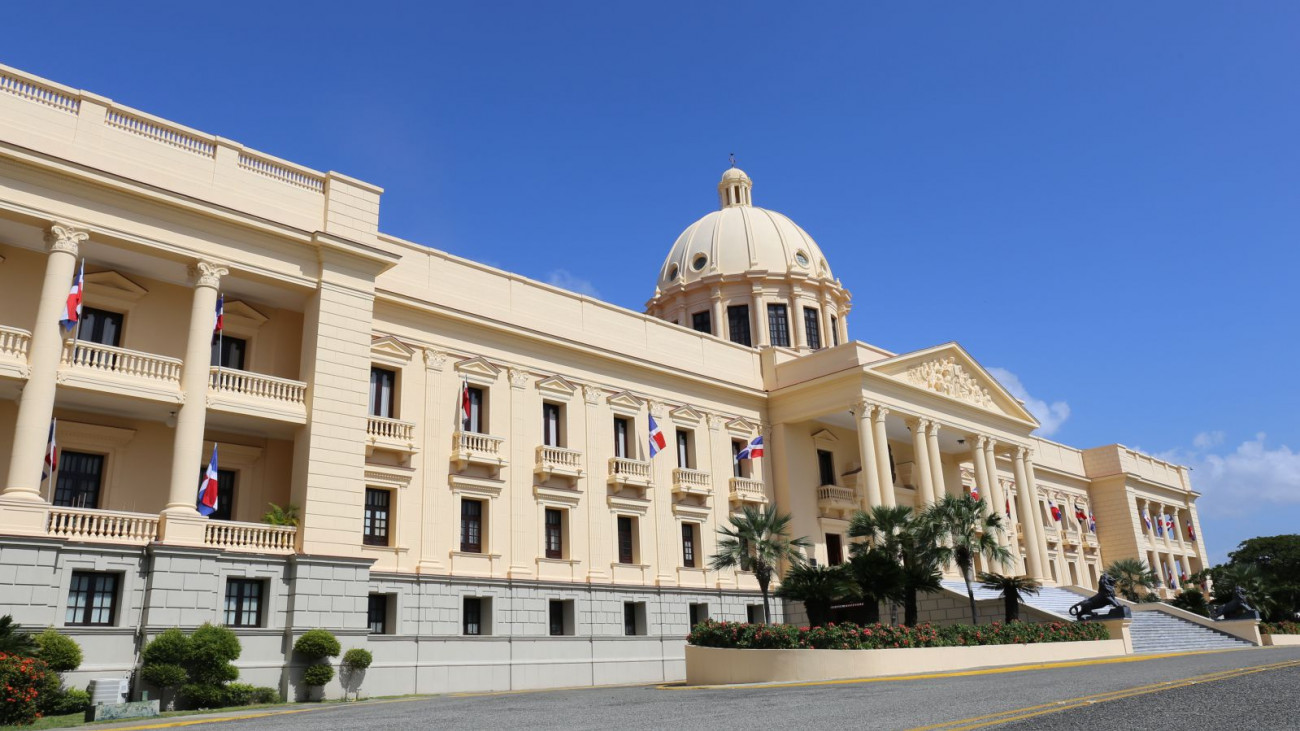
[687,620,1109,650]
[1262,621,1300,635]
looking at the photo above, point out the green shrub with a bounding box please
[33,629,82,673]
[188,623,241,686]
[294,630,341,661]
[224,683,256,706]
[342,648,373,671]
[1139,593,1162,603]
[0,652,55,726]
[1262,620,1300,635]
[141,628,191,667]
[46,687,91,716]
[301,663,334,687]
[687,620,1110,650]
[251,686,281,704]
[178,683,228,710]
[142,662,188,690]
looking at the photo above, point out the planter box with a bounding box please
[685,639,1126,686]
[1263,634,1300,646]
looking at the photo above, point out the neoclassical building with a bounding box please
[0,63,1208,695]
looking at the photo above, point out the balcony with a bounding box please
[58,340,181,402]
[46,506,159,545]
[608,457,652,493]
[672,467,712,498]
[209,367,308,424]
[816,485,857,515]
[0,325,30,380]
[452,431,506,475]
[535,445,583,481]
[728,476,768,505]
[203,520,296,554]
[366,415,417,455]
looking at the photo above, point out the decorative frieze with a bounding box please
[904,356,996,410]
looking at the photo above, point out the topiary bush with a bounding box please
[142,625,242,710]
[33,629,82,674]
[0,652,55,726]
[46,687,90,716]
[341,648,372,671]
[178,683,228,710]
[187,623,241,686]
[141,628,192,709]
[293,630,341,661]
[301,663,334,688]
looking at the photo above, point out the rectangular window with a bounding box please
[545,508,563,559]
[732,440,744,477]
[364,488,391,546]
[53,451,104,509]
[224,578,263,628]
[80,307,123,347]
[465,387,484,433]
[194,467,237,522]
[747,604,764,624]
[818,449,836,486]
[767,304,790,348]
[211,335,247,370]
[688,603,708,628]
[463,596,482,636]
[613,417,630,458]
[542,402,562,447]
[623,602,645,636]
[65,572,118,626]
[826,533,843,567]
[369,367,397,418]
[549,599,570,636]
[676,430,692,469]
[617,516,635,564]
[691,310,712,334]
[682,523,697,568]
[367,594,389,635]
[804,307,822,350]
[830,315,840,346]
[460,499,483,553]
[727,305,751,347]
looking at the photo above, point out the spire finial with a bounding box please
[729,152,737,168]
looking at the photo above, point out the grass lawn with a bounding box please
[3,702,291,730]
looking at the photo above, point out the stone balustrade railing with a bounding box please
[609,457,651,481]
[672,467,712,492]
[455,431,505,457]
[204,520,296,554]
[47,507,159,545]
[816,485,856,504]
[61,340,182,383]
[209,367,306,404]
[537,445,582,471]
[728,476,767,502]
[367,415,416,443]
[0,326,30,367]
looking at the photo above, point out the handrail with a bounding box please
[61,340,181,383]
[537,445,582,469]
[609,457,651,480]
[204,520,296,554]
[367,415,415,442]
[209,367,306,404]
[47,507,158,544]
[0,326,31,361]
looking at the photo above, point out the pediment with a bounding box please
[607,390,644,415]
[866,343,1037,425]
[811,428,839,444]
[669,405,704,425]
[536,374,577,400]
[370,335,415,367]
[83,270,147,310]
[222,300,269,333]
[725,416,760,437]
[455,356,501,386]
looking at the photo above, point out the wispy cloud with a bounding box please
[545,269,602,299]
[1164,433,1300,516]
[987,367,1071,436]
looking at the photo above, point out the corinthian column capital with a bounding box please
[189,260,229,289]
[45,223,89,256]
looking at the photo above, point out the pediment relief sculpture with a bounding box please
[903,357,996,410]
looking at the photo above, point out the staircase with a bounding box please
[1127,610,1253,654]
[939,579,1080,620]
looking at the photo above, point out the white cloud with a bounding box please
[1176,433,1300,515]
[1193,431,1225,449]
[987,367,1071,436]
[544,269,602,299]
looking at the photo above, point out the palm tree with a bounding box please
[709,505,811,624]
[979,572,1041,623]
[846,547,904,624]
[0,615,36,656]
[925,494,1014,625]
[1105,558,1156,601]
[262,502,300,526]
[848,505,944,626]
[776,563,853,627]
[1214,564,1278,619]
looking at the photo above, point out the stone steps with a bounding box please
[1128,610,1252,654]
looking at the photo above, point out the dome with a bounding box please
[657,168,834,291]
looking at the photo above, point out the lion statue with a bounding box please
[1069,574,1127,621]
[1210,586,1260,621]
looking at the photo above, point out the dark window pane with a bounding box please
[212,469,235,521]
[676,431,690,468]
[466,388,484,433]
[617,516,634,564]
[727,305,751,347]
[542,403,561,447]
[691,310,712,334]
[80,308,123,347]
[826,534,843,566]
[818,450,836,486]
[364,488,391,546]
[53,451,104,508]
[624,603,638,636]
[463,597,482,635]
[369,367,396,418]
[549,600,565,636]
[545,508,563,559]
[767,304,790,348]
[732,440,744,477]
[368,594,389,634]
[613,418,628,458]
[682,523,696,568]
[224,579,262,628]
[461,499,483,553]
[747,605,763,624]
[66,572,117,626]
[830,316,840,346]
[211,336,247,370]
[804,307,821,350]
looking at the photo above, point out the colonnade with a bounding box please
[1136,497,1200,591]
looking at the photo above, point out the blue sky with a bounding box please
[5,2,1298,562]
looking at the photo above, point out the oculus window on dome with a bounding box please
[795,251,810,267]
[691,254,708,271]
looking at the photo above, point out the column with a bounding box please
[1171,508,1186,548]
[984,439,1010,548]
[1136,498,1149,539]
[1164,552,1180,593]
[910,418,934,506]
[789,290,806,350]
[971,436,991,507]
[751,286,769,347]
[925,421,946,499]
[1025,452,1052,582]
[1012,447,1045,579]
[3,223,86,502]
[855,402,881,509]
[711,288,724,339]
[873,407,895,507]
[163,261,227,516]
[582,385,609,582]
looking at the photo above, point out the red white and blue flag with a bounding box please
[1187,522,1196,541]
[1177,558,1187,581]
[734,435,763,461]
[1089,512,1097,533]
[1048,498,1062,522]
[1155,515,1164,537]
[213,293,224,335]
[969,484,980,501]
[42,418,58,482]
[197,445,219,517]
[59,260,84,331]
[1142,509,1153,531]
[459,379,472,431]
[1005,497,1012,518]
[1074,504,1087,524]
[647,415,666,457]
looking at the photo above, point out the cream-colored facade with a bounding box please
[0,64,1208,695]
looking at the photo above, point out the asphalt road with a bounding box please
[99,645,1300,731]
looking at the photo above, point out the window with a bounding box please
[193,467,236,521]
[624,602,645,636]
[465,387,485,433]
[549,599,573,636]
[545,508,564,559]
[817,449,836,486]
[224,578,263,628]
[211,336,247,370]
[826,534,843,566]
[463,596,483,635]
[727,305,751,347]
[746,604,764,624]
[688,603,708,628]
[369,367,397,418]
[767,304,790,348]
[691,253,708,271]
[830,315,840,346]
[368,594,390,634]
[80,307,123,347]
[364,488,391,546]
[682,523,697,568]
[804,307,822,350]
[691,310,712,334]
[613,417,630,458]
[53,451,104,509]
[542,402,562,447]
[732,440,745,477]
[676,430,692,469]
[65,572,117,626]
[617,516,635,564]
[460,499,483,553]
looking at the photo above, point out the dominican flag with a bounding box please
[1005,497,1012,518]
[1187,522,1196,541]
[42,419,58,482]
[734,435,763,461]
[1048,499,1061,522]
[59,260,85,330]
[459,378,471,431]
[1089,512,1097,533]
[1142,509,1153,531]
[1155,516,1164,537]
[969,484,980,501]
[213,293,224,335]
[1166,565,1176,588]
[647,415,666,457]
[1177,558,1187,581]
[1074,504,1087,524]
[197,445,219,516]
[1166,514,1176,532]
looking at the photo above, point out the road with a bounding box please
[99,645,1300,731]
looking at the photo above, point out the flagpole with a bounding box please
[44,417,57,503]
[72,259,84,345]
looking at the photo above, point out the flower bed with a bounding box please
[0,652,54,726]
[1261,621,1300,635]
[688,620,1109,650]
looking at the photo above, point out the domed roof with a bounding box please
[656,167,834,291]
